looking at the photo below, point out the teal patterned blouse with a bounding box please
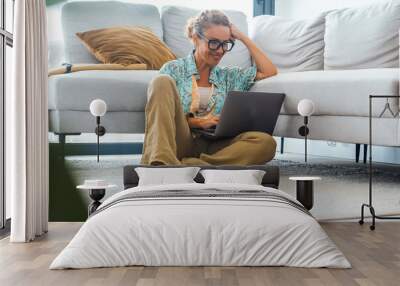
[159,52,257,115]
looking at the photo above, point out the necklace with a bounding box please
[190,75,215,117]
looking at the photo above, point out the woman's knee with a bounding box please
[150,74,175,90]
[147,74,176,100]
[244,131,277,162]
[239,131,274,143]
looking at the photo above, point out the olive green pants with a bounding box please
[140,74,277,166]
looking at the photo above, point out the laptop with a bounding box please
[191,91,285,140]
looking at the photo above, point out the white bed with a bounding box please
[50,183,351,269]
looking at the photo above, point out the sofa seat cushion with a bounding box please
[48,70,158,111]
[250,68,399,117]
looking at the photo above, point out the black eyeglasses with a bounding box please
[198,33,235,52]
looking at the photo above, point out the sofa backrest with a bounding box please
[249,0,400,72]
[161,5,252,68]
[250,14,326,73]
[323,0,400,70]
[61,1,163,64]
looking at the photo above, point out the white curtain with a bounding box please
[8,0,49,242]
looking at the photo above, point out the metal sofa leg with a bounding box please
[363,144,368,164]
[58,134,66,160]
[355,143,360,163]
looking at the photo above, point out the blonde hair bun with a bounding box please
[185,10,231,39]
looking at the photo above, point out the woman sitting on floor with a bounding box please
[141,10,278,166]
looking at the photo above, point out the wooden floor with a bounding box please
[0,222,399,286]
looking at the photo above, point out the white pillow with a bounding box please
[324,0,400,70]
[200,169,266,185]
[135,167,200,186]
[250,14,325,72]
[161,5,252,68]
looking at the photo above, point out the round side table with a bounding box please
[289,176,321,210]
[77,183,117,216]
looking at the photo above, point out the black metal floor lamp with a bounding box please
[359,95,400,230]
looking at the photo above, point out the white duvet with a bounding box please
[50,183,351,269]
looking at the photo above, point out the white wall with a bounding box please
[275,0,388,19]
[130,0,253,18]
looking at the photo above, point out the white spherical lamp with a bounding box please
[90,99,107,117]
[297,99,315,117]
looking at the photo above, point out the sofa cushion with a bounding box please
[76,27,176,69]
[161,5,251,68]
[250,68,399,117]
[48,70,158,111]
[249,14,325,72]
[324,1,400,70]
[62,1,162,64]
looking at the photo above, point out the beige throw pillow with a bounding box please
[76,26,176,69]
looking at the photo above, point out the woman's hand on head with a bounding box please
[229,24,246,41]
[229,23,278,79]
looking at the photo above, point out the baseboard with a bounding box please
[278,137,400,164]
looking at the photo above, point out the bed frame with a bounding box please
[123,165,280,189]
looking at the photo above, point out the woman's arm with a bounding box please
[230,24,277,80]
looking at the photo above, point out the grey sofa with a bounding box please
[48,1,400,148]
